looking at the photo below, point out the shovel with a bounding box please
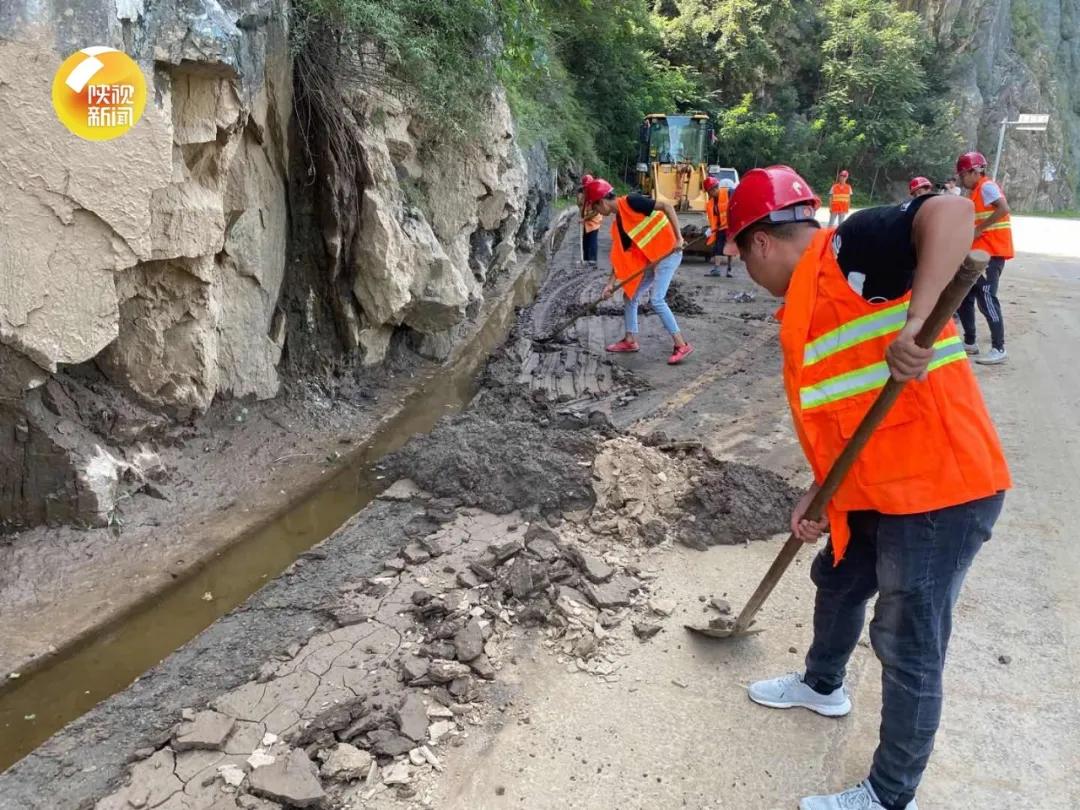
[685,249,989,640]
[534,266,649,343]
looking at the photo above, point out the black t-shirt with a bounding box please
[835,193,936,301]
[616,193,657,250]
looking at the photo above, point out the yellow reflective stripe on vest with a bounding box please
[799,336,966,411]
[628,210,666,239]
[804,301,910,367]
[975,210,1012,230]
[636,212,670,248]
[832,194,850,201]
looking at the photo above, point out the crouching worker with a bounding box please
[723,165,1011,810]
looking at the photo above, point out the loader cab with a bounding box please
[636,113,712,213]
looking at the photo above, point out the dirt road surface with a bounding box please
[428,225,1080,809]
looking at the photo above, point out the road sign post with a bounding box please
[991,114,1050,180]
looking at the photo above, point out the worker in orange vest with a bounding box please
[955,151,1013,365]
[581,177,694,364]
[577,173,603,267]
[908,176,932,198]
[828,169,852,227]
[723,165,1010,810]
[703,176,734,277]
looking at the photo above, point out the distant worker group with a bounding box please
[577,147,1012,369]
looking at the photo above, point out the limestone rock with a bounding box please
[94,750,181,810]
[318,743,372,783]
[248,748,326,808]
[428,659,472,683]
[382,760,412,786]
[571,549,613,583]
[395,693,430,743]
[173,710,236,752]
[453,619,485,663]
[583,576,638,609]
[400,655,430,683]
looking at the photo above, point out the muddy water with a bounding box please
[0,256,546,771]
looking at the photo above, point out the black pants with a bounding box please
[958,256,1005,351]
[583,229,599,262]
[804,494,1004,809]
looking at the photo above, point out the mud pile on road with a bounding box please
[384,344,613,517]
[591,279,705,319]
[587,435,798,549]
[674,459,798,549]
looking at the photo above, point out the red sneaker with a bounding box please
[668,343,694,364]
[605,339,640,353]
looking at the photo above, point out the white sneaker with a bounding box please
[975,347,1007,365]
[963,341,979,355]
[747,672,852,717]
[799,780,918,810]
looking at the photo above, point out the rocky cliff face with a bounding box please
[0,2,551,529]
[904,0,1080,209]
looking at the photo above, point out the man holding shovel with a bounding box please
[581,177,694,365]
[722,166,1010,810]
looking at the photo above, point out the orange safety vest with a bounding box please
[971,176,1014,259]
[582,211,604,233]
[705,188,729,244]
[829,183,852,213]
[610,196,678,299]
[778,229,1011,562]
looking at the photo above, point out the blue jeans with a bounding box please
[624,250,682,336]
[803,493,1005,808]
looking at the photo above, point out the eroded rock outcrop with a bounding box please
[0,0,293,526]
[903,0,1079,209]
[0,2,552,529]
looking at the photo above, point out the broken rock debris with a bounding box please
[95,441,718,809]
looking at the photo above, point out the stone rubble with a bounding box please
[318,743,373,783]
[94,429,786,810]
[173,711,237,752]
[247,749,325,807]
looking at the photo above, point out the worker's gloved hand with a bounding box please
[791,484,829,543]
[885,317,934,382]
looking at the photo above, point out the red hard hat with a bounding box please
[956,151,988,174]
[582,178,614,205]
[839,169,849,177]
[725,165,821,242]
[703,176,720,192]
[581,173,594,186]
[909,176,932,193]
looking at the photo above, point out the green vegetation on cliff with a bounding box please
[293,0,961,189]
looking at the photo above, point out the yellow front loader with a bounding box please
[636,113,713,258]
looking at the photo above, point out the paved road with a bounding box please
[433,239,1079,807]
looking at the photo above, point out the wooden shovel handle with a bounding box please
[731,249,989,634]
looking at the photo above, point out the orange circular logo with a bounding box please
[51,47,147,141]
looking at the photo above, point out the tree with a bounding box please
[813,0,931,179]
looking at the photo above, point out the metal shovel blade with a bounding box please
[683,616,764,639]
